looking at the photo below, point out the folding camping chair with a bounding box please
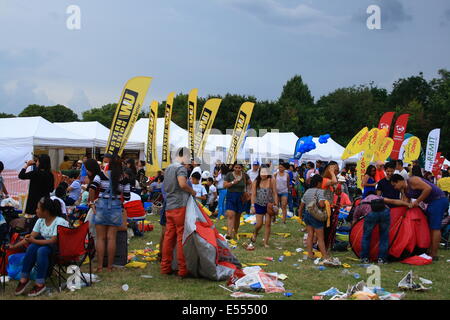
[149,189,164,207]
[51,222,95,292]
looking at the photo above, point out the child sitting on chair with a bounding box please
[9,196,69,297]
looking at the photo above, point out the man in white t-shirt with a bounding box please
[394,160,409,181]
[247,161,260,182]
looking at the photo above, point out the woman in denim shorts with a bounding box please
[224,163,251,239]
[86,158,131,272]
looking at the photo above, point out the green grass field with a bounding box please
[2,213,449,300]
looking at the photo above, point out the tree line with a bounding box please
[2,69,449,158]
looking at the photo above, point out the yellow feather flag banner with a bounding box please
[106,76,152,156]
[226,102,255,164]
[374,137,395,162]
[187,89,198,160]
[403,136,421,163]
[161,92,175,169]
[341,127,369,160]
[356,156,369,190]
[364,128,381,162]
[145,100,160,177]
[195,98,222,158]
[374,128,388,150]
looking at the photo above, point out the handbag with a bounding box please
[240,173,251,203]
[306,190,328,222]
[368,198,385,212]
[267,203,277,217]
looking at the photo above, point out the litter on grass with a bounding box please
[230,292,263,299]
[125,261,148,269]
[317,281,405,300]
[228,267,285,293]
[278,274,288,280]
[398,271,431,291]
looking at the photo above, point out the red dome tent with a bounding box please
[350,207,430,261]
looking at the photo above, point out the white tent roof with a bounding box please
[128,118,188,151]
[299,137,359,163]
[54,121,144,149]
[0,117,93,148]
[204,134,232,152]
[244,132,299,159]
[0,117,95,170]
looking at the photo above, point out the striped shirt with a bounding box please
[89,172,131,201]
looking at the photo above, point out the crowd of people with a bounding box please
[0,149,449,297]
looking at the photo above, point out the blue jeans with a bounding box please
[288,192,294,212]
[217,189,227,218]
[361,208,390,260]
[20,243,53,285]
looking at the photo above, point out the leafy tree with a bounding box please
[19,104,79,122]
[0,113,16,118]
[315,85,388,146]
[82,103,116,128]
[277,75,315,136]
[428,69,450,158]
[279,75,314,106]
[389,72,432,108]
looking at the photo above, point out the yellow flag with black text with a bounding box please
[226,102,254,164]
[195,98,222,159]
[187,89,198,160]
[106,76,152,156]
[161,92,175,169]
[145,100,160,177]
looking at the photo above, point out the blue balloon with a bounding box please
[319,134,330,144]
[294,136,316,159]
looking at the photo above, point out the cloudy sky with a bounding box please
[1,0,449,115]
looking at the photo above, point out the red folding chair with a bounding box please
[51,222,95,292]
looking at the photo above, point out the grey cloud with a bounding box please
[220,0,346,35]
[0,80,54,115]
[442,9,450,26]
[67,88,91,116]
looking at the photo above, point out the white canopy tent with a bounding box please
[299,137,359,165]
[54,121,144,150]
[0,117,94,171]
[128,118,188,162]
[244,132,299,160]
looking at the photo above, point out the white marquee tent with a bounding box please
[54,121,144,150]
[128,118,188,161]
[299,137,359,164]
[0,117,94,171]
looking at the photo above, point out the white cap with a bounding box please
[201,171,211,179]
